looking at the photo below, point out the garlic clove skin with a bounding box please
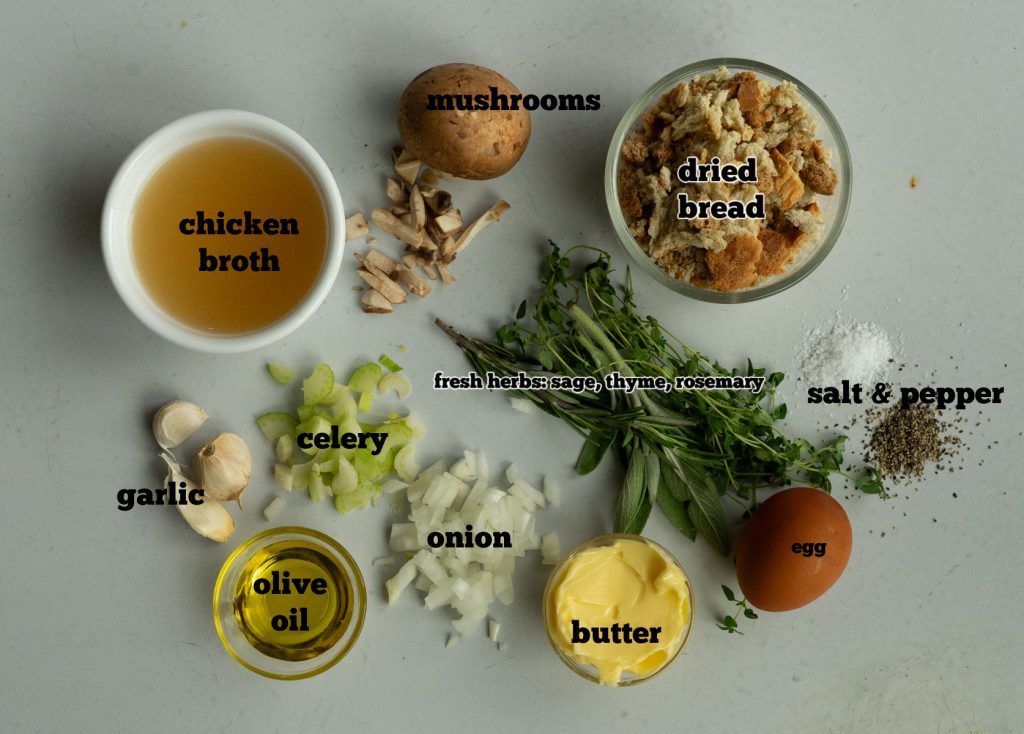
[153,399,209,449]
[195,432,252,504]
[160,453,234,542]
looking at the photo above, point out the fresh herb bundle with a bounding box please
[436,243,882,554]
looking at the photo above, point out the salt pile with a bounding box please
[798,319,899,386]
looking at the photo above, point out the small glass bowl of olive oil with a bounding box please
[213,526,366,680]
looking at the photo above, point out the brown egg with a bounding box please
[735,487,852,611]
[397,63,531,180]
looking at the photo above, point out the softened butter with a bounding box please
[544,535,692,686]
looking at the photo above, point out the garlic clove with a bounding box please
[195,432,252,504]
[153,399,209,449]
[160,453,234,542]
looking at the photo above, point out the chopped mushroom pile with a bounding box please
[345,148,510,314]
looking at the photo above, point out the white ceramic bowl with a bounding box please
[102,110,345,353]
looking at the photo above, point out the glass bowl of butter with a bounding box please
[542,533,694,686]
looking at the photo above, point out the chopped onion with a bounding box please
[541,532,560,565]
[385,452,550,646]
[508,397,536,414]
[543,476,560,507]
[385,559,417,605]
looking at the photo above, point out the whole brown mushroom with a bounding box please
[398,63,531,180]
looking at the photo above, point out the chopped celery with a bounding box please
[349,362,383,394]
[266,363,294,384]
[302,363,335,405]
[379,354,403,372]
[296,415,331,455]
[275,435,293,462]
[323,383,348,405]
[309,470,326,503]
[329,392,358,421]
[352,449,384,481]
[274,464,294,491]
[379,372,412,399]
[257,412,298,441]
[257,360,422,516]
[332,456,358,494]
[394,444,420,482]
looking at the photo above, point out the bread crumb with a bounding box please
[705,234,762,291]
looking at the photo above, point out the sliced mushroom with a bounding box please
[356,267,407,304]
[361,289,393,314]
[394,264,432,297]
[385,178,407,204]
[450,200,510,257]
[345,212,369,241]
[371,208,424,248]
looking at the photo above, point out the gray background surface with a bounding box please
[1,1,1021,732]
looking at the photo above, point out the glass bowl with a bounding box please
[604,58,851,303]
[213,526,366,680]
[542,533,694,686]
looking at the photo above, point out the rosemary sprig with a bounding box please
[436,242,884,554]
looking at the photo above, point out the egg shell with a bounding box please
[735,487,852,612]
[397,63,531,180]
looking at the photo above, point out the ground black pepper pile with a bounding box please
[864,403,962,480]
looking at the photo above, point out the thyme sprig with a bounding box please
[718,585,758,634]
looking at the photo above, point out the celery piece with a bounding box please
[358,391,374,413]
[275,435,293,462]
[332,456,358,495]
[309,470,326,503]
[302,363,335,405]
[352,449,384,481]
[329,392,358,421]
[257,412,298,442]
[296,404,315,422]
[323,383,348,405]
[394,444,420,482]
[266,363,294,385]
[295,415,331,455]
[348,362,383,395]
[378,372,412,399]
[290,461,315,491]
[273,464,294,491]
[379,354,403,372]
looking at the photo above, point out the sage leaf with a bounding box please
[614,447,648,534]
[575,428,613,475]
[657,488,696,540]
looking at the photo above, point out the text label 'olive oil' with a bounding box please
[232,539,353,662]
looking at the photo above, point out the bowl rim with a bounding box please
[604,57,852,303]
[101,109,345,353]
[212,525,367,680]
[541,532,694,686]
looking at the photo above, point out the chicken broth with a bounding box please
[131,136,327,334]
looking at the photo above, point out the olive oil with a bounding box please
[131,136,327,334]
[232,539,352,662]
